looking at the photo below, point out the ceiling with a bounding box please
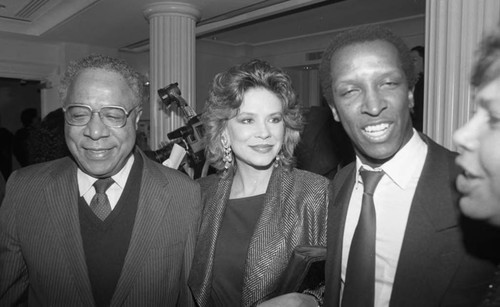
[0,0,426,50]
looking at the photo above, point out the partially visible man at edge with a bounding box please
[320,25,499,307]
[454,28,500,307]
[0,54,201,307]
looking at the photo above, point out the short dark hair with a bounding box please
[471,29,500,88]
[202,59,303,170]
[411,45,425,60]
[59,54,146,107]
[319,25,416,106]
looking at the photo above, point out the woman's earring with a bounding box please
[222,138,233,170]
[274,154,281,168]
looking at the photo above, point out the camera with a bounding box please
[157,82,206,166]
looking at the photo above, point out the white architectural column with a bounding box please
[144,2,200,149]
[425,0,500,149]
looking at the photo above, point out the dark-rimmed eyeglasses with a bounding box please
[63,104,141,128]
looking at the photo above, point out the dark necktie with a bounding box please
[90,177,114,221]
[342,168,384,307]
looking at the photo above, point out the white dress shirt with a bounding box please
[78,155,135,210]
[341,130,428,307]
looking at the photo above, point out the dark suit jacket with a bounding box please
[325,135,498,307]
[0,149,201,306]
[188,166,329,307]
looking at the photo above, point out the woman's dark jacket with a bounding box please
[188,166,329,307]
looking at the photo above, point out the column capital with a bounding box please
[143,2,201,21]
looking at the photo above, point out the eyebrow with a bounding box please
[236,111,283,117]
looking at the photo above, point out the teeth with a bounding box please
[364,123,389,133]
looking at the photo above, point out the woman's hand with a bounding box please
[256,293,318,307]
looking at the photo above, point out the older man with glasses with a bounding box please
[0,54,201,307]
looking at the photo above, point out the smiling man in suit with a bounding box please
[319,25,499,307]
[0,54,201,306]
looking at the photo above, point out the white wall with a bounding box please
[195,39,248,112]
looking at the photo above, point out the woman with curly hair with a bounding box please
[188,59,329,307]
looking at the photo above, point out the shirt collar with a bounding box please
[77,154,135,196]
[356,129,428,189]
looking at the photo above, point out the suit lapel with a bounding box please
[241,167,286,306]
[189,170,232,307]
[111,155,173,306]
[45,158,95,306]
[325,164,355,307]
[390,137,461,305]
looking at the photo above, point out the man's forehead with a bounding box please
[330,41,401,75]
[333,40,397,59]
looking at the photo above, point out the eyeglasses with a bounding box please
[63,104,141,128]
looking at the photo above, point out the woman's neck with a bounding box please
[230,164,274,199]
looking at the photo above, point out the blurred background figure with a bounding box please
[294,98,354,180]
[189,59,328,307]
[27,108,71,164]
[0,115,13,181]
[13,107,39,167]
[453,27,500,307]
[454,29,500,227]
[411,45,425,132]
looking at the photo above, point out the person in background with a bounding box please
[319,25,498,306]
[294,98,354,180]
[188,59,328,307]
[13,107,39,167]
[0,115,13,180]
[0,54,201,306]
[410,45,425,131]
[453,28,500,307]
[27,107,71,164]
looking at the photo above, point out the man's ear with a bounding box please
[408,89,415,109]
[330,105,340,122]
[134,109,143,130]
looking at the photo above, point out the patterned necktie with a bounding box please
[90,177,114,221]
[342,168,384,307]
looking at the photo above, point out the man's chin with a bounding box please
[80,162,116,178]
[357,149,395,167]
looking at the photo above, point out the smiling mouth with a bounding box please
[86,148,109,153]
[362,123,390,138]
[85,148,112,158]
[250,144,273,153]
